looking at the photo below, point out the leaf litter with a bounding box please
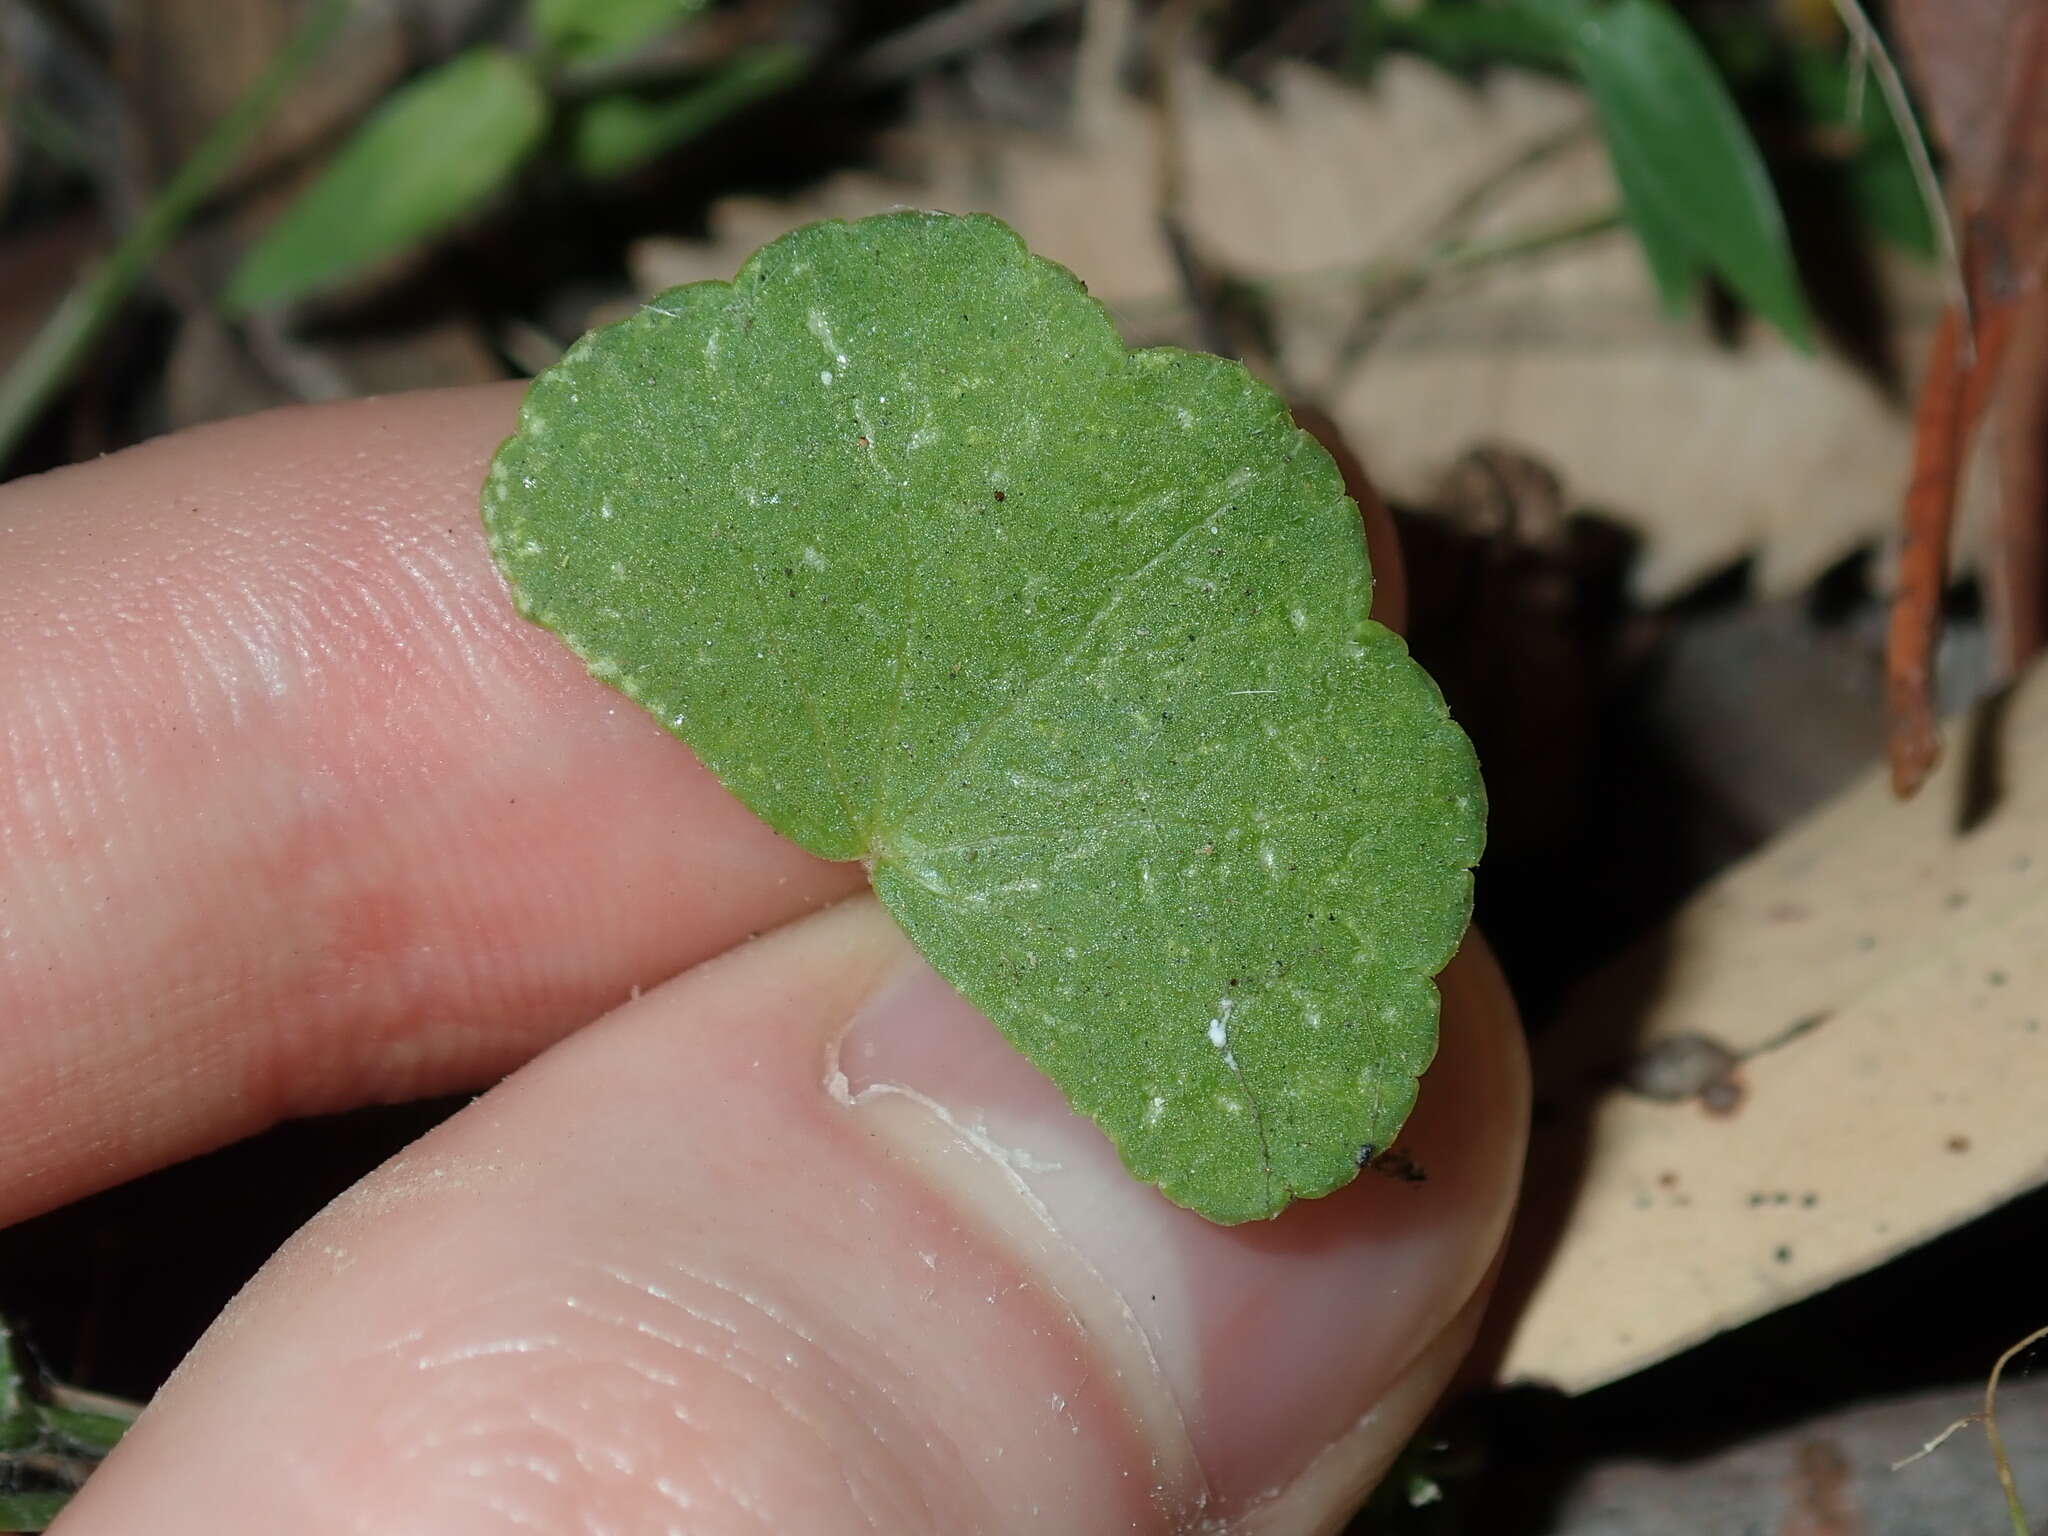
[633,55,1992,604]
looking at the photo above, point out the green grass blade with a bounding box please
[0,0,348,466]
[572,45,808,180]
[224,48,549,313]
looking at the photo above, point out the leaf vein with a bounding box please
[886,496,1286,835]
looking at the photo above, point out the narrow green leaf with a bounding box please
[40,1405,133,1458]
[0,1323,131,1531]
[572,45,807,180]
[484,213,1483,1223]
[1360,0,1573,73]
[1609,116,1702,311]
[0,1329,35,1456]
[1566,0,1814,347]
[224,49,548,312]
[1849,153,1937,258]
[531,0,706,64]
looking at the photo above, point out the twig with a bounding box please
[1825,0,1968,345]
[1351,204,1622,319]
[1316,117,1599,393]
[1993,288,2048,672]
[1148,0,1268,376]
[851,0,1076,86]
[1984,1323,2047,1536]
[1072,0,1133,143]
[1885,295,2018,796]
[1892,1323,2046,1536]
[1892,1410,1985,1470]
[0,0,349,468]
[1105,204,1624,335]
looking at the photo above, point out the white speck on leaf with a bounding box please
[1207,997,1237,1067]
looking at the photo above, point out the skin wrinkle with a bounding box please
[587,1261,937,1533]
[394,1333,793,1534]
[826,1016,1212,1523]
[8,388,1522,1534]
[0,388,865,1224]
[374,1242,957,1534]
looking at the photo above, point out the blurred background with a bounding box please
[3,1,2047,1531]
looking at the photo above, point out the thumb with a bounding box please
[51,896,1525,1535]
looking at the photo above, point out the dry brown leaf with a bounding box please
[165,314,506,430]
[1892,0,2048,273]
[1881,0,2048,791]
[1494,664,2048,1393]
[0,216,103,375]
[633,58,1986,602]
[117,0,407,189]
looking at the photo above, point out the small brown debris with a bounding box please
[1622,1033,1742,1105]
[1701,1076,1746,1117]
[1779,1438,1857,1536]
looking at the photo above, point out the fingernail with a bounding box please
[830,940,1525,1518]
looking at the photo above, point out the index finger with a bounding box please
[0,385,861,1226]
[0,383,1412,1229]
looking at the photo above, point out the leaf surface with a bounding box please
[484,212,1482,1222]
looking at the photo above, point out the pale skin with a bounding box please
[0,384,1528,1534]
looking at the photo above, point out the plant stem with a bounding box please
[1824,0,1965,338]
[1420,204,1627,282]
[1115,204,1624,328]
[1311,203,1625,392]
[1984,1323,2047,1536]
[0,0,350,468]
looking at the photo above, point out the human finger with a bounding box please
[0,385,861,1226]
[52,894,1522,1534]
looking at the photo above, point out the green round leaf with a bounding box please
[484,212,1483,1223]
